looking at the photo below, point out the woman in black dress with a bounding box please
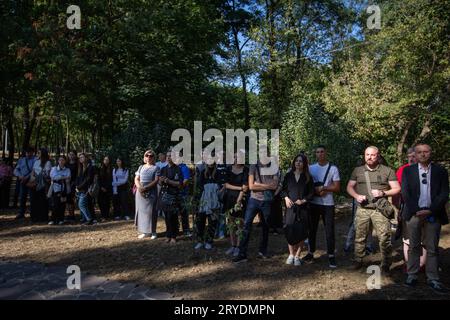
[30,148,52,223]
[98,156,113,220]
[66,151,78,221]
[223,152,249,257]
[280,153,314,266]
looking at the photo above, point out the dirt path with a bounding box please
[1,206,449,300]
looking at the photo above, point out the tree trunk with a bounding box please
[413,116,432,146]
[231,24,250,130]
[265,0,281,128]
[65,114,70,155]
[34,119,41,152]
[21,105,39,152]
[6,121,15,163]
[396,119,414,165]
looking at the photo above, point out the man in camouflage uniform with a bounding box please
[346,146,401,272]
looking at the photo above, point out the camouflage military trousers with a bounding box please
[354,206,392,266]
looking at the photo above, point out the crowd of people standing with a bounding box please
[3,142,449,294]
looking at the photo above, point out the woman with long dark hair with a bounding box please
[75,153,96,225]
[113,157,131,220]
[223,152,248,257]
[30,148,52,223]
[98,156,113,219]
[66,150,78,221]
[281,153,314,266]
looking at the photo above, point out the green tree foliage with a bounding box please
[323,0,450,166]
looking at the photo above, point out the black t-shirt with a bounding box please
[67,162,78,183]
[160,164,183,195]
[226,166,249,188]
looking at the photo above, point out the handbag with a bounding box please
[36,172,46,191]
[284,206,308,245]
[88,174,99,199]
[160,191,178,211]
[364,171,395,219]
[26,174,37,189]
[132,166,143,195]
[217,187,226,203]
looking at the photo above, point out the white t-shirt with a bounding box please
[309,162,340,206]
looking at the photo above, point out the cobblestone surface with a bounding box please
[0,260,178,300]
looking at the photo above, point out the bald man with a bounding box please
[347,146,401,272]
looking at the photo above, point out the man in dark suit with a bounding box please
[402,143,449,294]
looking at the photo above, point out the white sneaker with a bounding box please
[204,242,213,250]
[58,221,64,225]
[294,256,302,266]
[138,234,149,239]
[194,242,203,250]
[286,255,295,265]
[48,221,55,225]
[150,234,157,240]
[233,247,240,257]
[225,247,235,255]
[124,216,131,221]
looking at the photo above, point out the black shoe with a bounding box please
[233,255,248,263]
[328,256,337,268]
[404,275,418,288]
[302,253,314,263]
[428,280,449,295]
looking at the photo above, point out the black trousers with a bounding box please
[196,210,219,243]
[30,189,49,222]
[165,209,179,239]
[51,193,66,223]
[113,188,130,218]
[0,181,11,208]
[269,194,283,229]
[179,195,190,232]
[309,204,336,255]
[98,190,112,218]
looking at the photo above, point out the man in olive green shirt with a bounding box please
[346,146,401,272]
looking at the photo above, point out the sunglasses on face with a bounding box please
[145,154,154,158]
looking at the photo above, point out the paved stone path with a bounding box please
[0,260,179,300]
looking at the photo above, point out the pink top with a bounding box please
[0,164,13,179]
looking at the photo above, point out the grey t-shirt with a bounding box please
[135,165,160,197]
[249,164,278,201]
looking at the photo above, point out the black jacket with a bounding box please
[280,171,314,204]
[75,164,95,192]
[401,163,449,225]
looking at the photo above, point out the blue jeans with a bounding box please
[77,192,92,222]
[238,197,272,257]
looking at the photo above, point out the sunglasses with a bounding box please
[145,154,154,158]
[421,172,428,184]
